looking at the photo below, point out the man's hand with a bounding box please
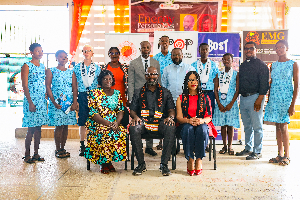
[164,116,175,126]
[130,117,142,126]
[254,99,262,112]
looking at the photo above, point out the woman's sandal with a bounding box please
[55,150,66,158]
[62,149,70,158]
[187,168,195,176]
[219,147,227,154]
[269,155,282,163]
[108,163,116,172]
[279,157,290,166]
[101,165,110,174]
[228,148,235,155]
[22,155,35,164]
[195,169,202,175]
[32,154,45,162]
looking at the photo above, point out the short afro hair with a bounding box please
[29,43,42,52]
[55,50,68,58]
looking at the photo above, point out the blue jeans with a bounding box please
[180,123,209,160]
[240,93,265,154]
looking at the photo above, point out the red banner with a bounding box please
[131,2,218,37]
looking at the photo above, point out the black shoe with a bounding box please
[79,146,85,156]
[246,152,262,160]
[145,148,157,156]
[160,163,171,176]
[205,146,209,152]
[132,162,147,176]
[235,149,251,156]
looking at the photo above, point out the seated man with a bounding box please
[129,66,176,176]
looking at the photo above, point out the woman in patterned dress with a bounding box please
[21,43,48,163]
[264,40,299,166]
[46,50,77,158]
[84,70,127,174]
[213,53,240,155]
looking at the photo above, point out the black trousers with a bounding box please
[129,120,175,165]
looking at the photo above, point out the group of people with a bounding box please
[21,36,298,177]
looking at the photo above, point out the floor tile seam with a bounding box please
[36,167,71,200]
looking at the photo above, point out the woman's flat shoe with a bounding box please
[195,169,202,175]
[187,169,195,176]
[101,167,110,174]
[108,163,116,172]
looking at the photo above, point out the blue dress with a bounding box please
[264,60,294,123]
[212,70,240,128]
[48,67,77,126]
[22,62,48,127]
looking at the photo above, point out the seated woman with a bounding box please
[84,70,127,174]
[176,71,216,176]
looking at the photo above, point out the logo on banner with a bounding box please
[208,39,228,52]
[261,31,285,44]
[172,39,193,50]
[118,41,137,62]
[245,31,261,45]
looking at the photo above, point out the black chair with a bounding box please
[130,132,177,170]
[87,134,130,170]
[175,126,217,170]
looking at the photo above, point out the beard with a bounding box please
[147,79,158,86]
[172,58,182,65]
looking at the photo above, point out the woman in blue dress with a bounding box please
[213,53,240,155]
[264,40,299,166]
[46,50,77,158]
[21,43,48,163]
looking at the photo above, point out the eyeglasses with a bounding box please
[109,52,120,55]
[188,79,197,82]
[82,50,93,53]
[145,73,158,76]
[244,47,255,51]
[275,46,285,50]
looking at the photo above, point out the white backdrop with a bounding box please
[105,33,149,65]
[153,31,198,64]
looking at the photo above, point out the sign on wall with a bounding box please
[242,30,288,63]
[153,31,198,64]
[131,2,218,37]
[104,33,149,64]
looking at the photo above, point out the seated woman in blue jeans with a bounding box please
[176,71,214,176]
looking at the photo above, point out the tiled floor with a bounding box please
[1,109,300,199]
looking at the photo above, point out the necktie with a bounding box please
[144,60,148,72]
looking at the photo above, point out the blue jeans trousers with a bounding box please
[240,94,265,154]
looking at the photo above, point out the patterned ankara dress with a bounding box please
[48,67,77,126]
[84,88,127,165]
[22,62,48,127]
[264,60,295,123]
[212,70,240,128]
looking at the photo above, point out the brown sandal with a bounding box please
[279,157,290,166]
[32,154,45,162]
[269,155,282,163]
[23,155,35,164]
[228,148,235,155]
[219,146,227,154]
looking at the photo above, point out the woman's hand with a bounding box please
[288,105,295,116]
[189,117,199,126]
[224,102,233,112]
[54,103,62,109]
[29,102,36,112]
[70,102,79,111]
[218,103,226,113]
[110,121,119,132]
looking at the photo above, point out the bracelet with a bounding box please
[169,116,174,120]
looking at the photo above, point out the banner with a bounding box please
[242,30,288,64]
[131,2,218,37]
[197,33,240,71]
[104,33,149,64]
[153,31,198,64]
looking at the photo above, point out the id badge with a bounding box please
[201,83,207,90]
[221,93,227,100]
